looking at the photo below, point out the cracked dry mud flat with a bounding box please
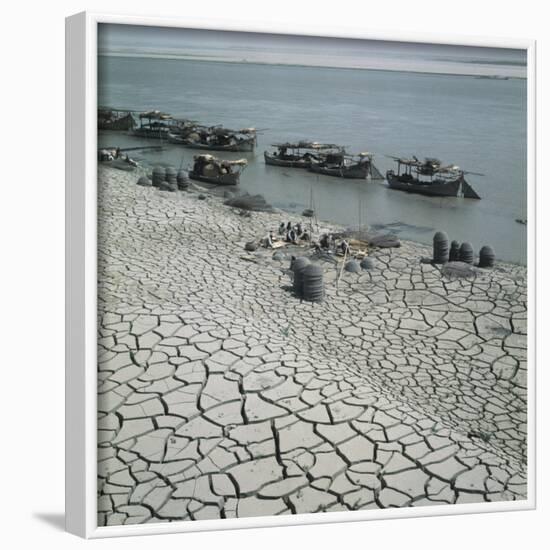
[97,166,528,526]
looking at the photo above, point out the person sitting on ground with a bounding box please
[261,232,274,248]
[340,239,350,255]
[295,223,303,237]
[278,222,286,235]
[300,230,310,241]
[99,149,114,162]
[319,233,330,249]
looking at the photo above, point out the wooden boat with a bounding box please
[309,151,380,179]
[183,137,255,152]
[188,154,247,186]
[264,141,341,168]
[178,125,256,152]
[132,110,173,139]
[98,147,138,171]
[166,118,202,144]
[385,156,482,199]
[98,108,135,131]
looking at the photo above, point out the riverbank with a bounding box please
[97,165,527,526]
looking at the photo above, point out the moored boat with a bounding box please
[188,154,247,185]
[98,108,136,131]
[183,137,255,152]
[132,110,173,139]
[98,147,139,171]
[166,118,202,144]
[179,126,256,152]
[385,156,482,199]
[309,151,381,179]
[264,141,341,168]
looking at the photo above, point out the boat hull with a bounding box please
[264,151,310,168]
[100,159,137,172]
[309,162,369,179]
[183,139,255,152]
[167,132,193,144]
[98,113,135,131]
[132,128,170,139]
[188,171,240,186]
[386,171,463,197]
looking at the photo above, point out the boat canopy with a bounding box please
[194,154,248,167]
[389,155,468,176]
[195,154,216,161]
[271,141,342,150]
[172,117,197,124]
[204,125,254,137]
[139,110,171,120]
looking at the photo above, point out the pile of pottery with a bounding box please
[432,231,495,268]
[151,165,179,192]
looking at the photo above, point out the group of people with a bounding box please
[259,221,352,254]
[317,232,350,255]
[260,221,311,248]
[278,221,310,244]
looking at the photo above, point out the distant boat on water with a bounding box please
[98,107,135,131]
[265,141,384,179]
[309,150,383,180]
[476,75,510,80]
[385,156,482,199]
[169,125,256,152]
[264,141,340,168]
[132,110,174,139]
[188,154,248,185]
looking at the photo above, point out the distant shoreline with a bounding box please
[98,51,526,80]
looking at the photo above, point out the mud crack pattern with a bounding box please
[97,167,527,526]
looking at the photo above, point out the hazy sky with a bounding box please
[98,23,527,77]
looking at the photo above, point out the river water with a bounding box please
[98,55,528,264]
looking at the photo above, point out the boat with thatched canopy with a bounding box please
[98,107,136,131]
[188,154,248,185]
[176,126,256,152]
[385,156,482,199]
[309,151,382,179]
[264,141,342,168]
[132,110,174,139]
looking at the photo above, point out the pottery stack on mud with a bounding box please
[302,264,325,303]
[152,165,165,188]
[177,169,190,190]
[459,242,474,264]
[449,240,460,262]
[433,231,450,264]
[478,245,496,268]
[292,257,311,297]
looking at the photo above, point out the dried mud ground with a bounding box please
[97,166,528,526]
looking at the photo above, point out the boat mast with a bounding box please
[358,193,362,234]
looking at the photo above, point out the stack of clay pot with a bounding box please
[302,264,324,303]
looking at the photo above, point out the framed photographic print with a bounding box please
[65,11,536,538]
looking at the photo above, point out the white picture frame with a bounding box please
[65,11,537,539]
